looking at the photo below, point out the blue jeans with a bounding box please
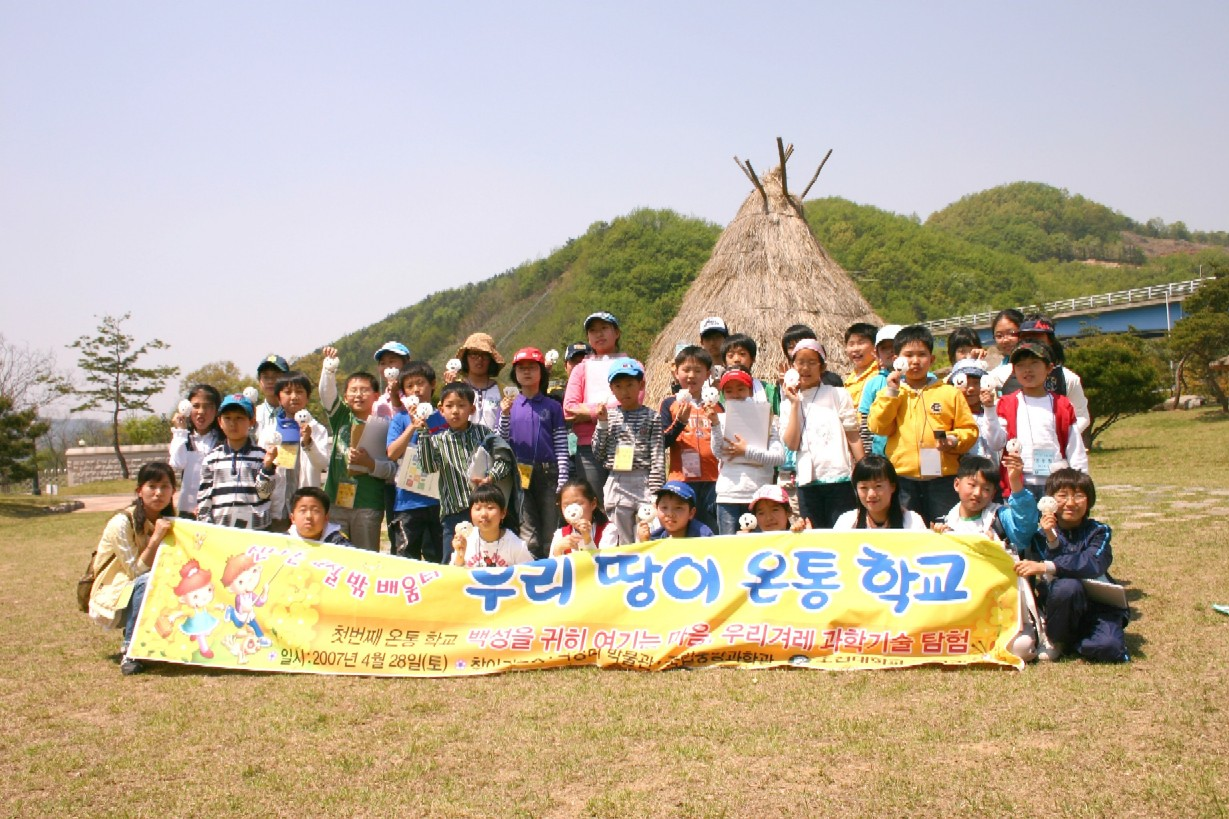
[797,481,857,529]
[121,572,150,654]
[391,506,444,563]
[688,481,719,535]
[441,511,471,565]
[716,502,750,536]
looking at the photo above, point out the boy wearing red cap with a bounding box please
[498,347,570,557]
[712,368,784,535]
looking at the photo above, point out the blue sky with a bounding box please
[2,2,1226,413]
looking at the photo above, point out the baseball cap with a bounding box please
[699,317,729,337]
[1020,318,1056,336]
[564,342,591,361]
[1010,342,1053,365]
[373,341,411,362]
[256,354,289,375]
[656,480,697,506]
[948,358,989,381]
[218,394,255,418]
[607,358,645,382]
[585,311,619,330]
[512,347,546,366]
[875,325,903,346]
[748,484,790,512]
[719,369,754,391]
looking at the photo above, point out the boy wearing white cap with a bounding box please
[370,341,411,420]
[857,324,903,457]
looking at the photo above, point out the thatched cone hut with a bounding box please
[645,147,882,401]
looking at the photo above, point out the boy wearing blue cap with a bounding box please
[255,354,290,434]
[592,358,665,544]
[636,481,716,541]
[371,341,411,420]
[197,394,275,530]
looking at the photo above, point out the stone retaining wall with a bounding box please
[65,445,171,486]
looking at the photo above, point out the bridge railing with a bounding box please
[922,277,1213,333]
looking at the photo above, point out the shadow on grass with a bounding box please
[0,500,59,519]
[1124,631,1147,661]
[1195,410,1229,423]
[110,652,278,679]
[1090,444,1160,454]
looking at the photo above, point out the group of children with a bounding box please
[137,306,1124,665]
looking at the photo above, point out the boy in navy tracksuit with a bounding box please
[1015,468,1129,662]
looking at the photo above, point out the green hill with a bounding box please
[925,181,1139,263]
[803,197,1038,323]
[322,185,1228,374]
[331,209,721,370]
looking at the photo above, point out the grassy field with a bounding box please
[2,409,1227,818]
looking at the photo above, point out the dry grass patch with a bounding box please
[1,409,1227,817]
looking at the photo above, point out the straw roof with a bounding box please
[644,146,882,401]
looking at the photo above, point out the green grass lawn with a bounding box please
[2,408,1227,817]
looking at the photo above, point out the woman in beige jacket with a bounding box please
[87,462,176,675]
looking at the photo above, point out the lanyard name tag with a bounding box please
[1032,447,1057,477]
[335,481,357,509]
[681,450,702,478]
[613,444,635,471]
[919,447,944,478]
[274,444,299,469]
[517,462,534,489]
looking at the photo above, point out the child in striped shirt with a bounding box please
[197,394,274,530]
[592,358,665,544]
[417,381,511,564]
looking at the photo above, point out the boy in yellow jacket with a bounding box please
[868,324,978,525]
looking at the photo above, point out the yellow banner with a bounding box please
[129,521,1023,675]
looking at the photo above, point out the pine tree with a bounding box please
[58,314,179,478]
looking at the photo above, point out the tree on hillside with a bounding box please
[1065,333,1167,445]
[1169,272,1229,411]
[179,360,253,398]
[56,314,180,478]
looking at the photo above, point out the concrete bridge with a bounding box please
[922,277,1213,343]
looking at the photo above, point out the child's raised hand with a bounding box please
[675,400,692,424]
[500,393,515,413]
[724,433,748,458]
[595,403,608,423]
[969,347,988,360]
[636,519,651,543]
[980,387,997,407]
[1001,451,1024,484]
[321,346,339,360]
[1040,511,1059,541]
[572,518,592,543]
[790,517,811,533]
[935,432,957,452]
[263,446,278,468]
[931,521,952,534]
[884,370,902,392]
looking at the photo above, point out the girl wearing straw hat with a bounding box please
[456,333,505,429]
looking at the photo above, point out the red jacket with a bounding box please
[996,391,1076,497]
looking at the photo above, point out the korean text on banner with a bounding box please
[129,521,1023,676]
